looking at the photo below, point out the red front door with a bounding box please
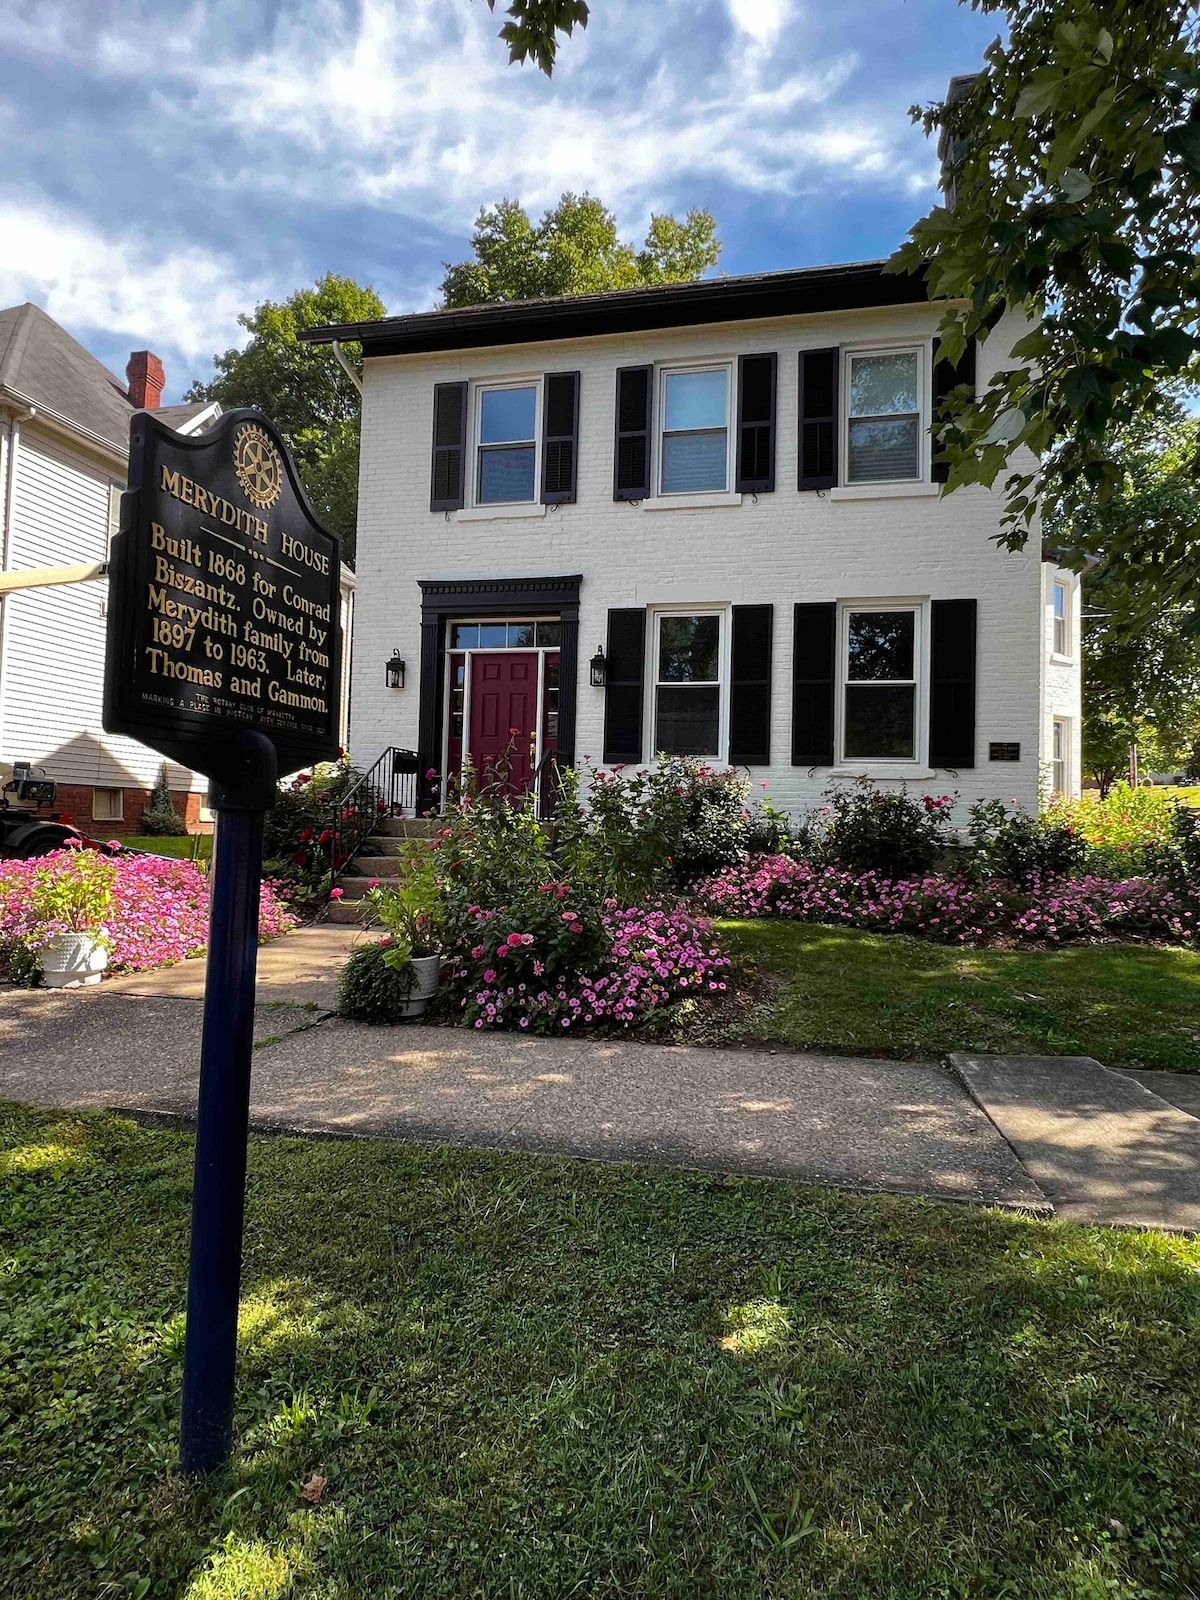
[469,652,538,793]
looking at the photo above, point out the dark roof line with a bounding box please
[297,259,931,358]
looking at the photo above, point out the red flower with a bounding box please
[295,773,312,786]
[376,799,387,812]
[290,851,307,866]
[299,827,315,843]
[318,829,334,846]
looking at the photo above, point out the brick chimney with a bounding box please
[126,350,165,410]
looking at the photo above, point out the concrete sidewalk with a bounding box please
[0,982,1046,1211]
[102,924,363,1009]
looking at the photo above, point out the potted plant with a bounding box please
[29,846,118,988]
[359,859,442,1018]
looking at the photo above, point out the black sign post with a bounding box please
[104,408,342,1474]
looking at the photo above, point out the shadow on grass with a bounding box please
[3,1103,1199,1599]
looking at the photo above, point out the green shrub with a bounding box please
[1050,782,1181,875]
[263,755,361,902]
[968,798,1087,885]
[139,763,188,837]
[793,781,957,877]
[337,940,416,1023]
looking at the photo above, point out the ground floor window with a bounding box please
[841,605,920,761]
[1052,717,1070,795]
[653,610,724,757]
[92,787,123,821]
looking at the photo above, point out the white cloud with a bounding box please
[0,0,922,226]
[0,198,267,364]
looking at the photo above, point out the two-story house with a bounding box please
[302,264,1080,820]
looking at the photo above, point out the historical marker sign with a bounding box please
[104,407,342,777]
[102,407,344,1476]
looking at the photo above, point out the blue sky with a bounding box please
[0,0,999,401]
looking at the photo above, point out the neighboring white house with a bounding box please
[0,304,356,831]
[301,257,1081,821]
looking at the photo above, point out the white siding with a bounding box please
[0,426,202,791]
[351,304,1055,824]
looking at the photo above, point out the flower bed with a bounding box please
[693,854,1199,947]
[0,848,296,976]
[442,895,731,1032]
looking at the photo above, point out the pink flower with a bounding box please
[329,887,344,899]
[484,969,496,982]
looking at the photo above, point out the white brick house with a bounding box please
[303,263,1081,820]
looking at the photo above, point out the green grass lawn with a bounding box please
[3,1104,1200,1599]
[717,921,1200,1072]
[123,834,213,862]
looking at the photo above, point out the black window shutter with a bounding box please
[613,365,652,500]
[931,336,977,484]
[729,605,773,765]
[798,348,839,490]
[736,354,777,494]
[791,602,836,766]
[929,599,977,767]
[541,370,580,504]
[602,609,646,763]
[430,381,468,511]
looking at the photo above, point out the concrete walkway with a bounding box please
[103,924,364,1009]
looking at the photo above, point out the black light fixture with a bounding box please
[385,649,406,689]
[589,645,607,688]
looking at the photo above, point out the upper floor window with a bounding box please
[659,366,730,494]
[653,610,724,756]
[476,383,538,504]
[1052,580,1070,657]
[842,605,920,761]
[845,348,923,484]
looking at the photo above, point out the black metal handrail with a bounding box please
[526,751,561,821]
[326,748,421,878]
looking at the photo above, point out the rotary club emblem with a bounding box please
[233,423,283,511]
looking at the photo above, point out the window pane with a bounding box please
[849,352,919,417]
[658,614,720,682]
[507,622,535,646]
[451,624,479,650]
[844,685,916,758]
[477,623,507,648]
[656,685,720,756]
[847,417,920,482]
[847,611,914,681]
[479,445,535,503]
[664,369,727,431]
[535,620,561,647]
[661,430,727,492]
[1053,584,1066,620]
[480,386,536,443]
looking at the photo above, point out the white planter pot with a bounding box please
[39,931,110,988]
[398,953,441,1018]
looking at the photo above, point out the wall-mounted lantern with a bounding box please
[385,649,406,689]
[589,645,607,689]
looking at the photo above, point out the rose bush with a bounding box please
[0,848,296,978]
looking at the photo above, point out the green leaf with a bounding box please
[1146,327,1196,369]
[1015,74,1063,119]
[1165,119,1200,173]
[1057,168,1093,202]
[982,407,1027,445]
[1094,28,1114,64]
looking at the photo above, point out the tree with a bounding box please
[889,1,1200,590]
[440,193,721,308]
[1044,401,1200,789]
[483,0,588,75]
[185,275,385,564]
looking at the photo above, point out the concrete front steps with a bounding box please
[325,817,436,924]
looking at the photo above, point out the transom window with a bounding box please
[846,349,923,484]
[476,384,538,504]
[654,611,723,756]
[449,620,561,650]
[842,607,920,760]
[659,367,730,494]
[1052,581,1070,657]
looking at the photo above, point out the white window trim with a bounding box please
[92,787,123,821]
[469,376,542,511]
[655,361,735,499]
[646,604,731,763]
[1051,580,1072,662]
[840,342,931,491]
[835,599,929,770]
[1052,716,1071,795]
